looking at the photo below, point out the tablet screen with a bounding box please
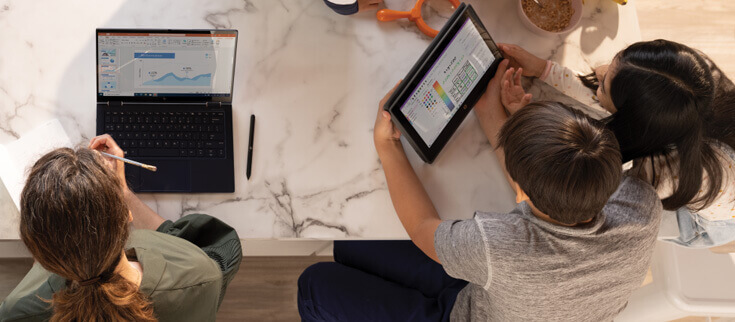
[400,18,496,147]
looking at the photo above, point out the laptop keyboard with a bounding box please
[102,111,226,159]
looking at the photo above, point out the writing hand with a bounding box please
[89,134,128,191]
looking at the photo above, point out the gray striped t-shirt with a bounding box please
[435,176,662,321]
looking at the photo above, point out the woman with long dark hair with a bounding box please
[497,39,735,248]
[0,135,242,321]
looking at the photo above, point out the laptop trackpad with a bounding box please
[139,160,191,192]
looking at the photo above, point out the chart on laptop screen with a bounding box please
[134,51,214,87]
[400,18,494,147]
[97,32,236,97]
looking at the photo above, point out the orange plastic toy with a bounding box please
[377,0,461,38]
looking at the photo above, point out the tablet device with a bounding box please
[383,3,503,163]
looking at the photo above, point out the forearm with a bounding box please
[377,142,442,262]
[476,107,506,148]
[475,110,515,190]
[123,189,166,230]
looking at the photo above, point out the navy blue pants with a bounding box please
[297,240,468,322]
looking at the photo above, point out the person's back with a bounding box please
[438,176,661,321]
[435,102,663,321]
[0,141,242,322]
[0,229,224,322]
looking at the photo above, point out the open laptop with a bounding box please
[95,29,238,193]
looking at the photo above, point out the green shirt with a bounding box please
[0,229,224,322]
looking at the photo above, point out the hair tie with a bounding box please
[76,255,122,287]
[78,276,102,286]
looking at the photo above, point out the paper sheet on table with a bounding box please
[0,119,72,210]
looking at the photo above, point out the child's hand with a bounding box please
[498,43,547,78]
[501,67,532,115]
[374,82,403,153]
[475,59,510,121]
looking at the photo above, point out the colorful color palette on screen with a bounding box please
[433,81,454,111]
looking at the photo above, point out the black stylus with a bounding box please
[247,114,255,180]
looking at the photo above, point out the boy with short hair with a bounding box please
[298,60,662,321]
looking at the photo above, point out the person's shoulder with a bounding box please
[436,213,503,246]
[0,264,56,322]
[130,229,221,272]
[474,210,519,224]
[475,203,534,224]
[617,175,660,203]
[129,230,222,288]
[605,176,663,225]
[473,206,535,238]
[473,210,515,228]
[0,309,50,322]
[129,230,223,321]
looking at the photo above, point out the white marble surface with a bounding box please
[0,0,641,240]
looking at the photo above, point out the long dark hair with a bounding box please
[19,148,156,322]
[580,39,735,211]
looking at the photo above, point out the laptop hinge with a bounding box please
[206,101,222,108]
[106,101,123,107]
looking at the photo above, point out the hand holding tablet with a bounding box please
[375,82,403,150]
[382,4,504,163]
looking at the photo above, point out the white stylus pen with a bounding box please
[100,151,157,172]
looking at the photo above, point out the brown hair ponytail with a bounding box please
[19,147,156,321]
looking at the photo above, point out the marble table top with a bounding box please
[0,0,641,239]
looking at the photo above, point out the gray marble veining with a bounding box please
[0,0,641,239]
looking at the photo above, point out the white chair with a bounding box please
[615,240,735,321]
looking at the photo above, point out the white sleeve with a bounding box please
[696,142,735,221]
[540,61,610,119]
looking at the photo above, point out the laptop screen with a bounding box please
[96,30,237,100]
